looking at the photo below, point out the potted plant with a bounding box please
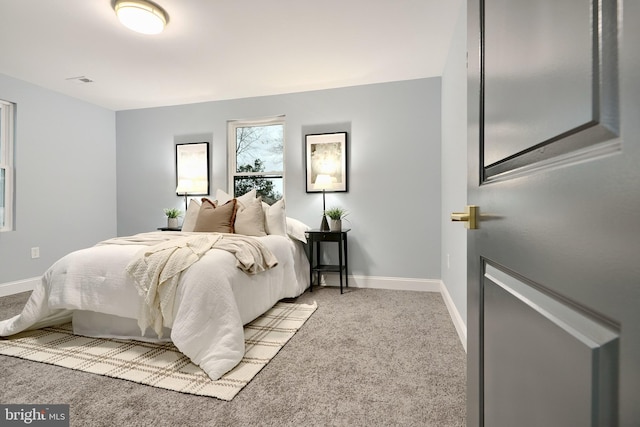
[164,208,183,229]
[324,207,348,231]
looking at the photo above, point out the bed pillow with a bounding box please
[193,198,237,233]
[181,198,202,232]
[215,188,256,209]
[286,217,311,243]
[234,196,267,237]
[262,198,287,236]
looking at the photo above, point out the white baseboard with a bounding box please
[318,273,441,292]
[440,281,467,352]
[0,277,40,298]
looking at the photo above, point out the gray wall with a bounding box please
[441,4,468,324]
[116,79,442,280]
[0,73,117,283]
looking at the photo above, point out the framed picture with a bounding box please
[305,132,348,192]
[175,142,210,196]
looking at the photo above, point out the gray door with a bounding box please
[466,0,639,425]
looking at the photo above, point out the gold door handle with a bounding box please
[451,205,479,229]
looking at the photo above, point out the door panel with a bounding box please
[467,0,639,425]
[481,0,620,180]
[484,0,592,166]
[483,263,619,426]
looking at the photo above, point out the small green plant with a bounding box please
[163,208,182,218]
[324,207,348,220]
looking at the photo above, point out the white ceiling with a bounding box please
[0,0,463,111]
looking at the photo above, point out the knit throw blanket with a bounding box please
[121,233,278,338]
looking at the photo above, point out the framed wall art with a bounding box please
[305,132,348,193]
[175,142,210,196]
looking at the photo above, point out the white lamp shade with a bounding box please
[176,179,207,194]
[115,0,167,35]
[314,174,333,190]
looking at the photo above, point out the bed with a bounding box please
[0,190,311,380]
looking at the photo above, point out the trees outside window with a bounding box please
[228,117,284,205]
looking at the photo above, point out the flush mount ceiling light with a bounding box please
[114,0,168,35]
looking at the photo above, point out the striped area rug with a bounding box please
[0,301,317,401]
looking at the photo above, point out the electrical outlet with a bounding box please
[31,247,40,259]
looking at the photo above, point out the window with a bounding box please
[228,116,284,205]
[0,99,15,232]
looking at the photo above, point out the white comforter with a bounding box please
[0,232,309,380]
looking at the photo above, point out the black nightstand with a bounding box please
[306,228,350,294]
[157,227,182,231]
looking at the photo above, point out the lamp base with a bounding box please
[320,215,330,231]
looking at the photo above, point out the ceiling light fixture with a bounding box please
[114,0,168,35]
[66,76,94,84]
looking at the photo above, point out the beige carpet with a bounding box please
[0,301,317,401]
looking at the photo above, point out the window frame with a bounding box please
[0,99,15,232]
[227,115,285,203]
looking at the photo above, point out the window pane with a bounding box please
[0,100,13,232]
[0,104,3,164]
[235,124,283,173]
[0,168,4,228]
[234,176,283,205]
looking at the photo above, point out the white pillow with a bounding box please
[181,198,201,232]
[235,196,267,237]
[262,199,287,236]
[286,217,310,243]
[215,188,232,204]
[215,188,256,209]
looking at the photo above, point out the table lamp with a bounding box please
[176,178,207,212]
[314,174,333,231]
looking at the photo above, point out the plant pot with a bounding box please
[168,217,179,229]
[329,219,342,231]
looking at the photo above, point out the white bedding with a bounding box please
[0,231,309,380]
